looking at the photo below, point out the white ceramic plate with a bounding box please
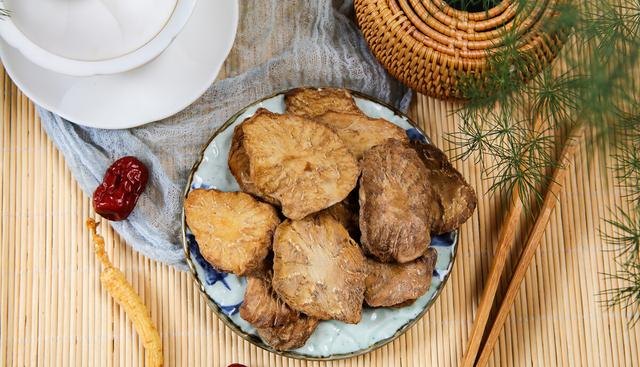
[181,89,459,360]
[0,0,238,129]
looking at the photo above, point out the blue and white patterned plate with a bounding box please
[181,89,458,360]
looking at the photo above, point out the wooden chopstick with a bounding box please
[474,125,585,366]
[460,115,545,367]
[460,188,524,367]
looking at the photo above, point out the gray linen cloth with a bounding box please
[38,0,411,269]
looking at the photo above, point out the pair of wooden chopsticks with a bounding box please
[461,124,585,367]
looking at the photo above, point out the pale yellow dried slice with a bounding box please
[314,111,408,160]
[359,139,435,263]
[242,109,359,220]
[184,189,279,275]
[285,87,361,119]
[364,247,437,307]
[272,213,367,323]
[228,123,279,205]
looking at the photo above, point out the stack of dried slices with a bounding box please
[183,88,477,350]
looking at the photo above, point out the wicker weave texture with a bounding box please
[355,0,567,99]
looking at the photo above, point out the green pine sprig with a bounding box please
[600,261,640,326]
[602,208,640,259]
[451,0,640,323]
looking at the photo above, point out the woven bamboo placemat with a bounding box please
[1,54,639,366]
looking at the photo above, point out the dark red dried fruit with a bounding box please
[93,156,149,221]
[227,364,248,367]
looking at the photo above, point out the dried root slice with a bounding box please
[184,189,280,275]
[242,109,359,220]
[87,219,163,367]
[364,247,437,307]
[228,124,279,205]
[321,189,360,239]
[411,141,477,234]
[240,268,319,350]
[314,111,408,160]
[240,271,300,328]
[285,87,361,119]
[256,314,320,351]
[272,213,367,323]
[359,139,435,263]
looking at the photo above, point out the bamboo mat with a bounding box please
[1,56,640,367]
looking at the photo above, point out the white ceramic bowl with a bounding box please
[0,0,197,76]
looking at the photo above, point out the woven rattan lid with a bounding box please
[355,0,567,99]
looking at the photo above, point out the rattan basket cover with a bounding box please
[355,0,568,99]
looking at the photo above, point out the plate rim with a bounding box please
[180,87,460,361]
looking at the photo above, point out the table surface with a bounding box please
[1,45,640,367]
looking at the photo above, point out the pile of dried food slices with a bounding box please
[184,88,477,351]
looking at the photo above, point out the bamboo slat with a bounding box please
[1,58,640,366]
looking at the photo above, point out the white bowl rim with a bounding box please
[0,0,198,77]
[0,0,239,129]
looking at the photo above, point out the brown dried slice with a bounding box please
[314,111,408,160]
[272,213,367,323]
[240,268,319,350]
[364,247,438,307]
[242,109,359,220]
[228,124,279,205]
[321,189,359,239]
[411,141,477,234]
[239,272,299,328]
[184,189,279,275]
[285,87,361,119]
[359,139,435,263]
[256,314,320,351]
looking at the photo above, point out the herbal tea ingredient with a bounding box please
[93,156,149,221]
[87,219,163,367]
[207,88,476,351]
